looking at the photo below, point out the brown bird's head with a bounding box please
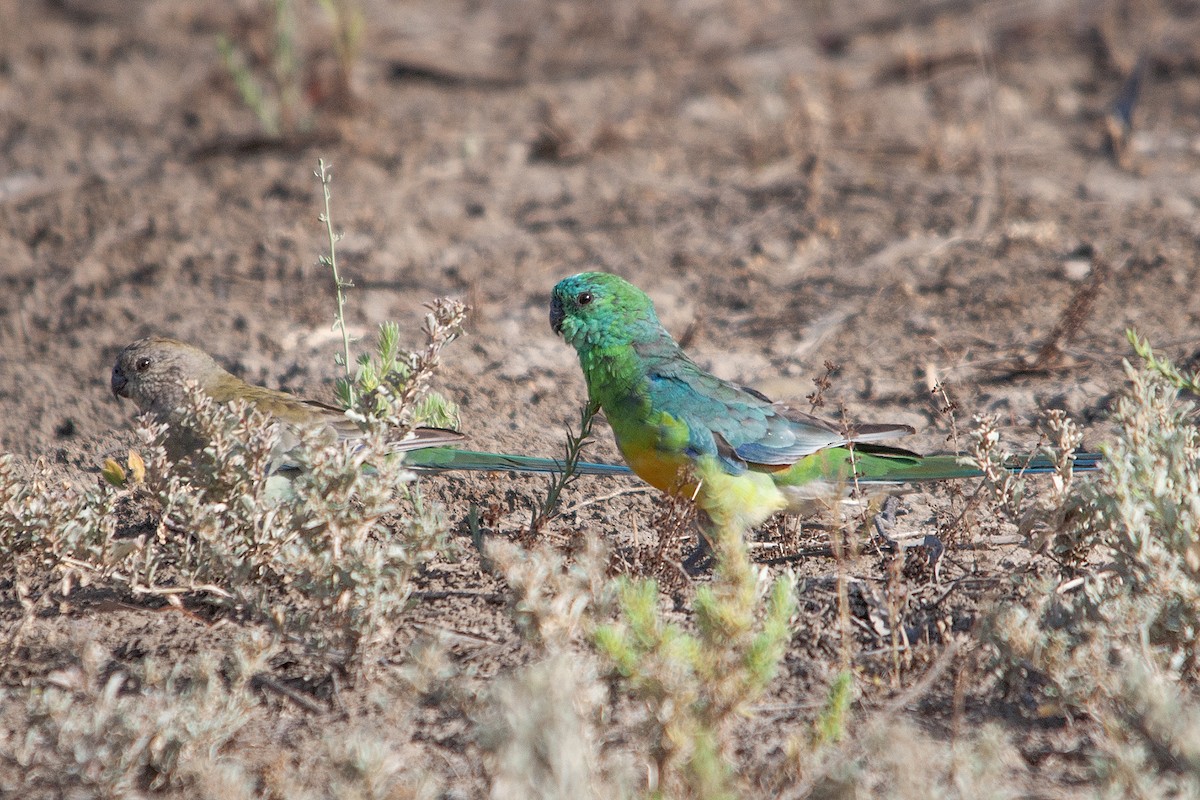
[111,336,230,419]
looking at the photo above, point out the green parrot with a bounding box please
[550,272,1100,534]
[111,336,631,477]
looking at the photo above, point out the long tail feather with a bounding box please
[1000,451,1104,475]
[855,451,1103,484]
[404,447,633,476]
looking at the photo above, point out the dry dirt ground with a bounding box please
[3,0,1200,797]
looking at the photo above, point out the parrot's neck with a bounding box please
[576,323,681,413]
[579,342,644,409]
[562,308,679,410]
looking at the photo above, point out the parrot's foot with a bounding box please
[682,531,715,574]
[872,495,902,549]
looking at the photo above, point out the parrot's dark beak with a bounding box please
[111,367,128,399]
[549,295,564,335]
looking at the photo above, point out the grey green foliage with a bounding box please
[982,334,1200,795]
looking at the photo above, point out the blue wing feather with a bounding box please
[637,341,912,469]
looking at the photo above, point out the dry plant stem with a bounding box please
[835,404,862,673]
[831,515,854,674]
[649,489,696,589]
[556,485,647,517]
[886,552,904,687]
[315,158,354,391]
[401,301,465,408]
[932,380,960,453]
[316,0,364,97]
[529,400,601,532]
[1031,259,1110,369]
[806,360,838,412]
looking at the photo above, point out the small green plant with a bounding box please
[315,159,461,431]
[1128,327,1200,394]
[811,671,854,748]
[336,319,462,431]
[217,1,364,136]
[528,401,602,532]
[593,521,796,799]
[217,0,302,136]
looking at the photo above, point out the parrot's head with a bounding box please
[111,336,226,416]
[550,272,660,351]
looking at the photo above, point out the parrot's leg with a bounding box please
[871,495,902,549]
[683,513,717,574]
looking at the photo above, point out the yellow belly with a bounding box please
[694,458,787,531]
[607,407,787,530]
[618,440,697,496]
[617,440,787,531]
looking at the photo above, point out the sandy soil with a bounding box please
[3,0,1200,796]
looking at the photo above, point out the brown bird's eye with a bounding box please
[135,356,151,372]
[577,291,593,306]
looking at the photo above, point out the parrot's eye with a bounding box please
[576,291,593,306]
[135,357,151,372]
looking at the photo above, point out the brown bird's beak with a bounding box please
[111,367,128,399]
